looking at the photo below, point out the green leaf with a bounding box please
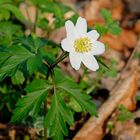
[0,46,34,81]
[108,21,121,35]
[105,59,117,77]
[68,97,82,112]
[44,93,74,140]
[27,52,42,75]
[40,1,66,18]
[0,9,10,20]
[95,24,108,35]
[106,68,117,77]
[0,0,12,5]
[53,130,63,140]
[57,78,97,116]
[38,0,75,28]
[117,105,133,122]
[0,22,22,45]
[100,8,112,23]
[15,35,47,53]
[11,79,51,122]
[136,96,140,101]
[11,70,25,85]
[100,8,121,35]
[0,4,25,21]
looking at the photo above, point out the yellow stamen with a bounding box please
[74,37,92,53]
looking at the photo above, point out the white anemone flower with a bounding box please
[61,17,105,71]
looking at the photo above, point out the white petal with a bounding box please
[69,52,81,70]
[86,30,100,41]
[65,20,75,39]
[61,38,74,52]
[75,17,87,36]
[81,54,99,71]
[92,41,105,55]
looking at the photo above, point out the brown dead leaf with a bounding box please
[73,73,137,140]
[119,29,137,48]
[134,20,140,33]
[82,0,124,26]
[82,1,100,21]
[80,0,106,26]
[98,0,111,8]
[100,34,123,51]
[101,30,137,51]
[111,0,124,21]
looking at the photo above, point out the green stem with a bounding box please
[51,52,68,68]
[50,70,56,93]
[43,59,50,68]
[43,52,68,69]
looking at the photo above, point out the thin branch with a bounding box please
[24,0,31,21]
[121,41,140,74]
[110,39,140,93]
[43,59,50,68]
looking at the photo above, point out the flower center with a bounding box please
[74,37,92,53]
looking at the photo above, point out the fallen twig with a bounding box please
[110,39,140,94]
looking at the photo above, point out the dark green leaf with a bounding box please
[57,79,97,116]
[11,70,25,85]
[0,22,22,45]
[11,79,51,122]
[0,4,25,21]
[14,35,47,53]
[27,52,42,75]
[0,46,34,81]
[44,93,74,140]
